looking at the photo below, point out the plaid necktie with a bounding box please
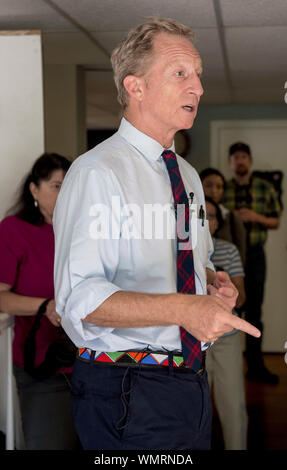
[162,150,202,372]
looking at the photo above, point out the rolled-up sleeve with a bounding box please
[53,164,122,347]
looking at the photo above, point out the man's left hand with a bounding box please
[207,271,238,309]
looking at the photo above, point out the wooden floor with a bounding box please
[211,354,287,450]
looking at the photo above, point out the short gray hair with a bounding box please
[111,17,194,109]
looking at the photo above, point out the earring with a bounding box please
[34,200,38,208]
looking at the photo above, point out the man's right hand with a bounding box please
[82,290,261,343]
[180,294,261,343]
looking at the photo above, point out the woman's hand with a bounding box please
[45,300,62,327]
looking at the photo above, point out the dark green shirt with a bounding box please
[223,176,280,247]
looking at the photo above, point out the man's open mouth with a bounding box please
[182,105,194,112]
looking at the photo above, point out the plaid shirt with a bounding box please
[223,175,280,247]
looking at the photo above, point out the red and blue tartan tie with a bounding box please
[162,150,202,372]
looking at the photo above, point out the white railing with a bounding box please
[0,313,17,449]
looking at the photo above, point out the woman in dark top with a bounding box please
[200,167,246,266]
[0,153,79,450]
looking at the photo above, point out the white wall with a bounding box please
[0,30,45,447]
[0,31,44,220]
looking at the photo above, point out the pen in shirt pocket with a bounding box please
[199,205,205,226]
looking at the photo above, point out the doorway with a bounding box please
[210,120,287,353]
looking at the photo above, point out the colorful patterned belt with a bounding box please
[77,348,206,372]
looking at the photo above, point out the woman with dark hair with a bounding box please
[0,153,79,450]
[200,168,246,266]
[205,197,248,450]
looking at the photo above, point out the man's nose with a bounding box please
[188,74,204,98]
[192,74,204,97]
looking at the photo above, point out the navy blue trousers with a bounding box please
[71,357,212,450]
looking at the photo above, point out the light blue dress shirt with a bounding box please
[53,118,214,352]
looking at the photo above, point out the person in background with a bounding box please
[224,142,281,385]
[205,196,248,450]
[200,167,246,266]
[0,153,79,450]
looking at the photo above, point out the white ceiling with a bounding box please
[1,0,287,128]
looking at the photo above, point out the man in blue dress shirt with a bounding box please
[53,17,260,450]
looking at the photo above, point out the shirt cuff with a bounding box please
[62,278,122,346]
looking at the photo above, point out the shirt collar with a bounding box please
[118,117,175,162]
[232,174,252,188]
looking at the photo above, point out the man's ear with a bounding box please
[123,75,145,102]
